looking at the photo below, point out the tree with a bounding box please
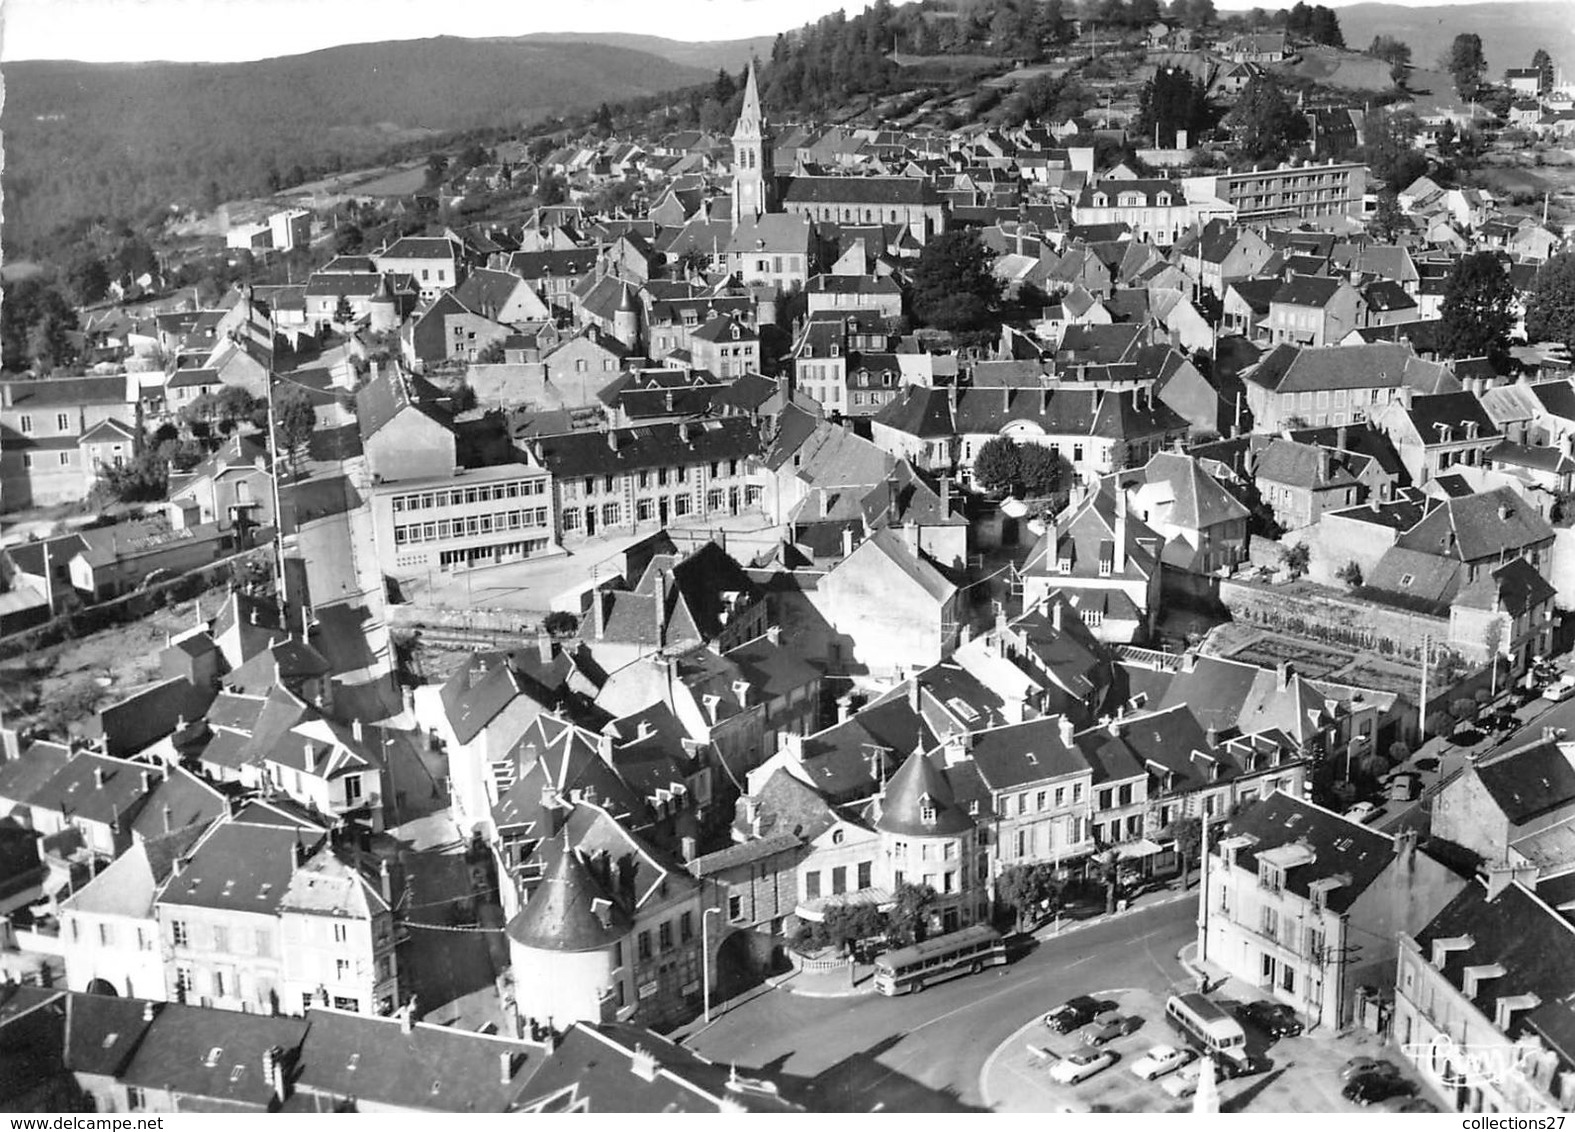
[1136,67,1212,148]
[1306,5,1343,47]
[1484,617,1507,698]
[1169,816,1202,890]
[334,294,355,325]
[1450,696,1477,726]
[888,881,937,946]
[1335,559,1363,588]
[974,436,1022,495]
[1283,541,1310,577]
[1439,252,1515,362]
[100,446,170,503]
[1361,107,1426,191]
[1526,252,1575,352]
[1425,710,1452,741]
[1369,192,1404,242]
[66,254,112,307]
[274,384,318,474]
[1368,35,1411,68]
[1224,76,1309,162]
[542,610,578,637]
[475,340,507,365]
[910,229,1002,335]
[424,153,449,188]
[1018,444,1068,497]
[334,223,365,255]
[1532,48,1555,94]
[1445,33,1486,100]
[996,864,1058,930]
[1389,741,1411,764]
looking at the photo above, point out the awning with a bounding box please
[1118,838,1165,860]
[794,887,894,923]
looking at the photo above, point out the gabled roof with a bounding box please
[157,819,323,914]
[1395,487,1553,563]
[1473,737,1575,826]
[119,1003,308,1106]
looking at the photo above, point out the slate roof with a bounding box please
[1395,487,1553,563]
[533,417,758,479]
[782,176,942,205]
[1412,880,1575,1071]
[876,748,974,837]
[355,366,451,439]
[0,740,71,806]
[294,1008,540,1112]
[1474,737,1575,826]
[507,836,632,952]
[1245,343,1453,394]
[1402,391,1500,444]
[1222,790,1395,914]
[1129,452,1249,529]
[119,1003,308,1108]
[158,820,324,914]
[0,375,130,408]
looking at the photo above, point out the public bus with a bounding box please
[873,924,1007,996]
[1164,993,1249,1064]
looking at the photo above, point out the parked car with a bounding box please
[1084,1012,1142,1045]
[1049,1048,1117,1084]
[1045,996,1108,1033]
[1344,1073,1416,1106]
[1131,1044,1196,1080]
[1543,676,1575,702]
[1345,801,1379,823]
[1237,1001,1304,1039]
[1160,1063,1203,1099]
[1391,1097,1439,1113]
[1339,1056,1400,1083]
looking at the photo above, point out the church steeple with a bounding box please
[731,61,773,227]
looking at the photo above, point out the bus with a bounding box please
[873,924,1007,996]
[1164,993,1249,1064]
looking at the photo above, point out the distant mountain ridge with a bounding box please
[1330,2,1575,81]
[1,36,712,245]
[512,32,778,75]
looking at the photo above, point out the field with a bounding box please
[0,594,212,737]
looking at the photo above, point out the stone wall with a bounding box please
[1218,577,1448,664]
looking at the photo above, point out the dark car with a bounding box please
[1044,996,1107,1033]
[1344,1073,1416,1106]
[1207,1054,1260,1080]
[1238,1001,1304,1038]
[1339,1056,1400,1083]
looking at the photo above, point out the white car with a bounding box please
[1345,802,1378,823]
[1049,1048,1117,1084]
[1131,1044,1196,1081]
[1162,1063,1204,1099]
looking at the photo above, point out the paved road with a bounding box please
[684,899,1196,1112]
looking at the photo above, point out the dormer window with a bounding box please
[1258,861,1282,893]
[1058,557,1072,573]
[1093,193,1107,207]
[919,793,937,826]
[830,343,840,357]
[1157,193,1171,206]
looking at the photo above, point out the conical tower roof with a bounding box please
[506,837,632,952]
[876,748,973,838]
[733,61,765,140]
[371,272,396,303]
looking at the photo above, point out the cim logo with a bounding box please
[1401,1038,1532,1089]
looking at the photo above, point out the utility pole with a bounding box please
[1197,801,1211,968]
[1417,630,1431,746]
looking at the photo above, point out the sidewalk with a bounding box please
[1028,875,1196,944]
[772,959,878,999]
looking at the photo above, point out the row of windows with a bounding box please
[630,911,696,963]
[20,451,75,469]
[567,461,741,498]
[391,479,546,512]
[1282,387,1394,410]
[437,538,550,569]
[170,921,274,957]
[804,861,876,899]
[394,509,549,545]
[14,413,74,435]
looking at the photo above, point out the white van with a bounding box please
[1164,993,1249,1064]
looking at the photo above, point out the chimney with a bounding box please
[592,588,606,641]
[1057,715,1076,747]
[499,1051,514,1086]
[653,570,667,647]
[765,624,781,646]
[1276,661,1293,691]
[398,1001,414,1034]
[304,741,317,774]
[142,1001,156,1022]
[1205,725,1218,749]
[630,1045,659,1081]
[607,429,620,452]
[1336,423,1349,451]
[291,839,306,871]
[908,679,921,714]
[1113,489,1128,573]
[681,835,697,862]
[732,679,750,707]
[162,805,174,834]
[379,858,393,903]
[264,1046,288,1105]
[141,770,152,793]
[351,718,364,744]
[93,766,107,789]
[1052,600,1063,631]
[841,525,855,558]
[780,732,804,761]
[940,475,952,514]
[597,732,614,764]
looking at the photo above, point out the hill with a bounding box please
[513,32,778,75]
[0,36,710,248]
[1332,2,1575,79]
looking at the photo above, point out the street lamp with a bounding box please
[701,906,722,1025]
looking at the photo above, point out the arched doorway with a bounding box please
[715,930,768,1001]
[85,978,117,997]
